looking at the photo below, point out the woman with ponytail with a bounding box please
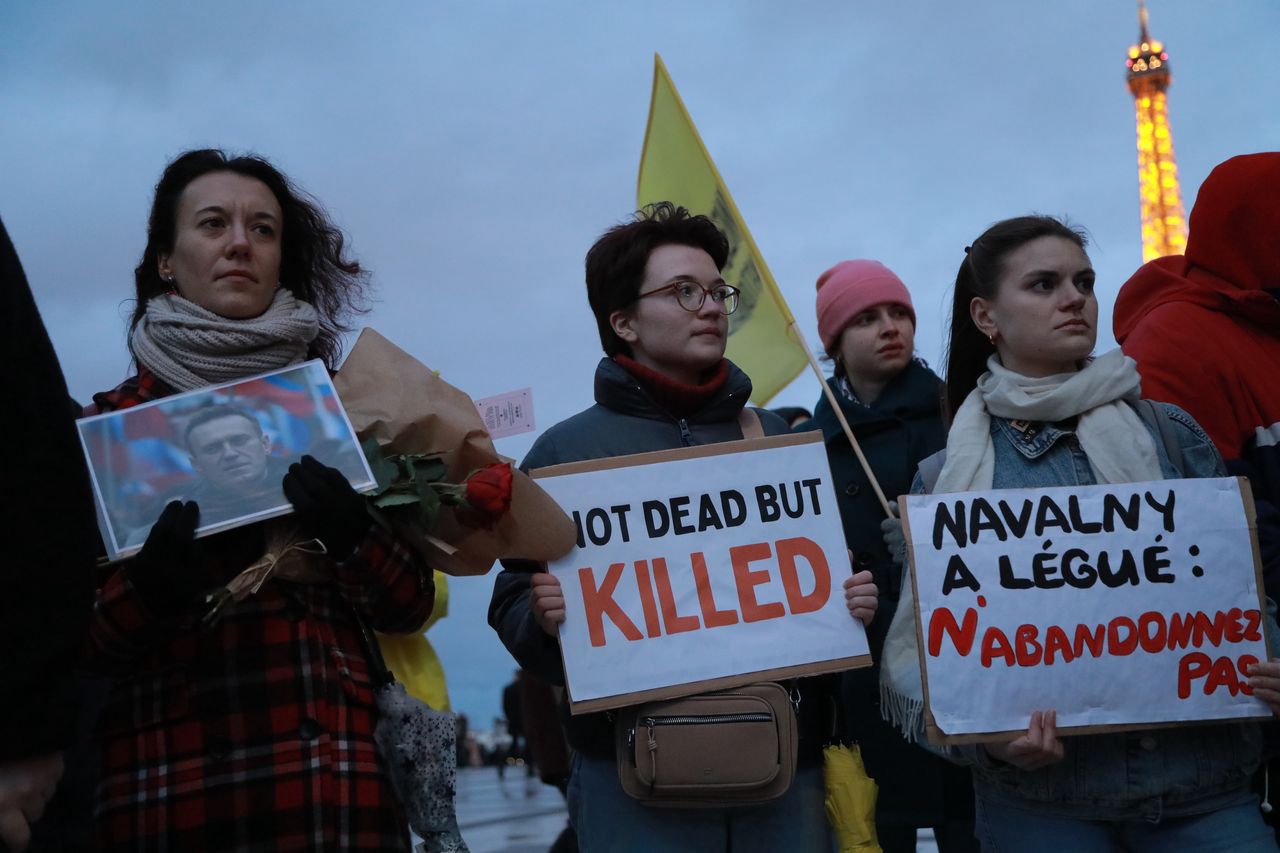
[880,215,1280,852]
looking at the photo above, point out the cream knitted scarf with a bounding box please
[130,290,320,391]
[879,349,1164,740]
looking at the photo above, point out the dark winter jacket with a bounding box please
[1115,152,1280,598]
[0,218,98,760]
[487,357,844,764]
[798,362,973,828]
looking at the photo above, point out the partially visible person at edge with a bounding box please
[81,149,434,851]
[0,218,98,853]
[1114,151,1280,843]
[1115,152,1280,600]
[795,260,977,853]
[487,202,879,852]
[880,214,1280,852]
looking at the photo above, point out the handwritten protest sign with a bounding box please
[532,432,870,713]
[902,477,1271,743]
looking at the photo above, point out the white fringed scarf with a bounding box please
[879,349,1164,739]
[130,290,320,391]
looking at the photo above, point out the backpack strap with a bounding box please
[1133,399,1186,478]
[738,407,764,440]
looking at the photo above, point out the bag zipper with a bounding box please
[627,712,772,751]
[633,712,774,786]
[645,713,772,727]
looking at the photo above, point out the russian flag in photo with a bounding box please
[234,373,315,418]
[263,402,315,455]
[126,436,194,492]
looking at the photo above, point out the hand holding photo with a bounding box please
[77,360,374,560]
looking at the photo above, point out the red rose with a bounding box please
[463,462,513,520]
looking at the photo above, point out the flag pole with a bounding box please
[787,320,895,519]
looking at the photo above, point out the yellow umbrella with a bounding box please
[823,743,882,853]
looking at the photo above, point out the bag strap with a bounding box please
[351,605,396,688]
[1134,399,1186,477]
[738,407,764,440]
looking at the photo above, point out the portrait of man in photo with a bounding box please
[180,404,291,525]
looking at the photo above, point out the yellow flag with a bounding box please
[637,54,806,405]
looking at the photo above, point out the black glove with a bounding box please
[127,500,210,613]
[282,455,371,560]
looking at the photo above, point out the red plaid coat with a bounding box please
[85,369,434,851]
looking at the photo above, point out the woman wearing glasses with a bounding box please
[489,203,879,851]
[797,261,977,852]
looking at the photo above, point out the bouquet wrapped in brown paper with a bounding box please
[334,328,575,575]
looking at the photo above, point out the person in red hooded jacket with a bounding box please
[1114,152,1280,597]
[1115,152,1280,836]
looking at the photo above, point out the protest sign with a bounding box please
[902,477,1271,743]
[531,431,871,714]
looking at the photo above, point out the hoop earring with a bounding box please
[988,331,998,346]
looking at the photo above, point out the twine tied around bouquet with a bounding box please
[201,526,332,628]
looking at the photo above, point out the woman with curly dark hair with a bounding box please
[83,149,433,851]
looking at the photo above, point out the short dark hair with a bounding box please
[943,215,1088,420]
[584,202,730,356]
[183,404,263,451]
[130,149,369,370]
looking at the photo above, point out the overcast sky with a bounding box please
[4,1,1277,726]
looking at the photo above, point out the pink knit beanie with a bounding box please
[815,259,915,352]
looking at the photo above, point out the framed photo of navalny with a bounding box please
[77,360,375,561]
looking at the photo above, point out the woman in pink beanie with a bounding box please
[798,260,977,852]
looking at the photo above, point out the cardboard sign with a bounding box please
[532,432,871,714]
[902,477,1271,743]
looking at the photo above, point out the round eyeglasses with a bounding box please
[634,281,741,315]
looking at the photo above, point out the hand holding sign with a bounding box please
[531,571,566,636]
[983,710,1064,771]
[1248,660,1280,715]
[844,567,879,624]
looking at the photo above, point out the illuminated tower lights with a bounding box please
[1126,0,1187,263]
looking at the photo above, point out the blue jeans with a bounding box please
[566,754,830,852]
[974,791,1278,853]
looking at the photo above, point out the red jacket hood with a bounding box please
[1115,152,1280,344]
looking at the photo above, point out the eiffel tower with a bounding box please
[1126,0,1188,262]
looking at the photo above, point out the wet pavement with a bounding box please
[427,765,571,853]
[425,765,941,852]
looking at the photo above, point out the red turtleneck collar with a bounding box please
[613,355,730,419]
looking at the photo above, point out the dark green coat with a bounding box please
[798,361,974,829]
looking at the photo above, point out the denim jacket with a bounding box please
[915,402,1272,822]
